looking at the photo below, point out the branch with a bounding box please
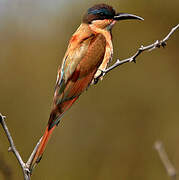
[154,141,177,180]
[0,114,30,180]
[0,114,42,179]
[94,24,179,82]
[26,137,42,169]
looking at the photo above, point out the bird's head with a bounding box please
[83,4,144,30]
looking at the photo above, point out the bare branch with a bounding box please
[0,113,42,179]
[154,141,177,180]
[26,137,42,169]
[94,24,179,82]
[0,114,30,180]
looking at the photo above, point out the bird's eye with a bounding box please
[99,12,104,16]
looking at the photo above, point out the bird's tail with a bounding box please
[29,125,56,172]
[29,97,79,172]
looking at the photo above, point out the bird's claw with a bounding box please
[161,41,167,48]
[156,40,167,48]
[93,69,105,85]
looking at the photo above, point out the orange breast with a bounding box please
[78,34,106,78]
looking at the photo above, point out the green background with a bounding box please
[0,0,179,179]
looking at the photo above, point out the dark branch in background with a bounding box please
[0,149,13,180]
[154,141,177,180]
[94,24,179,83]
[0,24,178,179]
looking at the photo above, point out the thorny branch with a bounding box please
[94,24,179,83]
[154,141,177,180]
[0,24,178,179]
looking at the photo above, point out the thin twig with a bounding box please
[0,114,32,179]
[0,113,42,179]
[0,114,30,180]
[94,24,179,82]
[154,141,177,180]
[26,137,42,169]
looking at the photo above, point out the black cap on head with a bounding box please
[83,4,144,24]
[83,4,116,24]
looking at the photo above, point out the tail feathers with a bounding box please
[30,126,56,172]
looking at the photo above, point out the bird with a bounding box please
[30,3,143,171]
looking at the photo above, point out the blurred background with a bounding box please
[0,0,179,179]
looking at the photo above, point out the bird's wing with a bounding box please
[55,33,106,103]
[54,33,94,101]
[48,34,106,128]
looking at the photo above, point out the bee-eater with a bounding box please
[30,4,143,171]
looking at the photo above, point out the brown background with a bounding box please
[0,0,179,179]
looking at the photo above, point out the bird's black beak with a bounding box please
[113,13,144,21]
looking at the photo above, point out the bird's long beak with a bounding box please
[113,13,144,21]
